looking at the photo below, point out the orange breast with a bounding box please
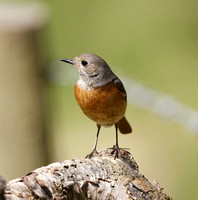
[74,81,127,126]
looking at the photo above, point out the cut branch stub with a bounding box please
[4,149,170,200]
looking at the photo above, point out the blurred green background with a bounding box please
[1,0,198,199]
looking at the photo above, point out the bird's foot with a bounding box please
[108,145,130,159]
[109,145,120,159]
[85,149,98,159]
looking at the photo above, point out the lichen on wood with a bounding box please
[3,149,170,200]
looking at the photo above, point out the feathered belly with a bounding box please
[74,81,126,126]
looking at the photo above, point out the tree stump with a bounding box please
[2,149,170,200]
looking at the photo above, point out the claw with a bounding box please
[108,145,130,159]
[110,145,120,159]
[86,149,98,159]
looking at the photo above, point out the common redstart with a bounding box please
[61,53,132,158]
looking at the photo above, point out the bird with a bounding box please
[61,53,132,158]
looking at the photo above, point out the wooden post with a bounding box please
[0,3,50,179]
[2,149,171,199]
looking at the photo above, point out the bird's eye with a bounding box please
[81,60,88,66]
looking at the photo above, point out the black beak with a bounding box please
[60,59,74,65]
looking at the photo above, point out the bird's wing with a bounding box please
[112,77,127,101]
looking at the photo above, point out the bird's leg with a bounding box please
[86,124,101,158]
[110,123,120,159]
[93,124,101,152]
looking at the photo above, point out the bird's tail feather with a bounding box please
[118,117,132,134]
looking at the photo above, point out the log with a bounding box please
[2,149,170,200]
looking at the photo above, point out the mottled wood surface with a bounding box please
[1,149,170,200]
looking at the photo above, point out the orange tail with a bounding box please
[118,117,132,134]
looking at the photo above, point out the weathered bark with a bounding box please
[2,149,170,200]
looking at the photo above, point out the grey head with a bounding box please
[61,53,116,88]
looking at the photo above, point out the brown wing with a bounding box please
[112,77,127,101]
[113,78,132,133]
